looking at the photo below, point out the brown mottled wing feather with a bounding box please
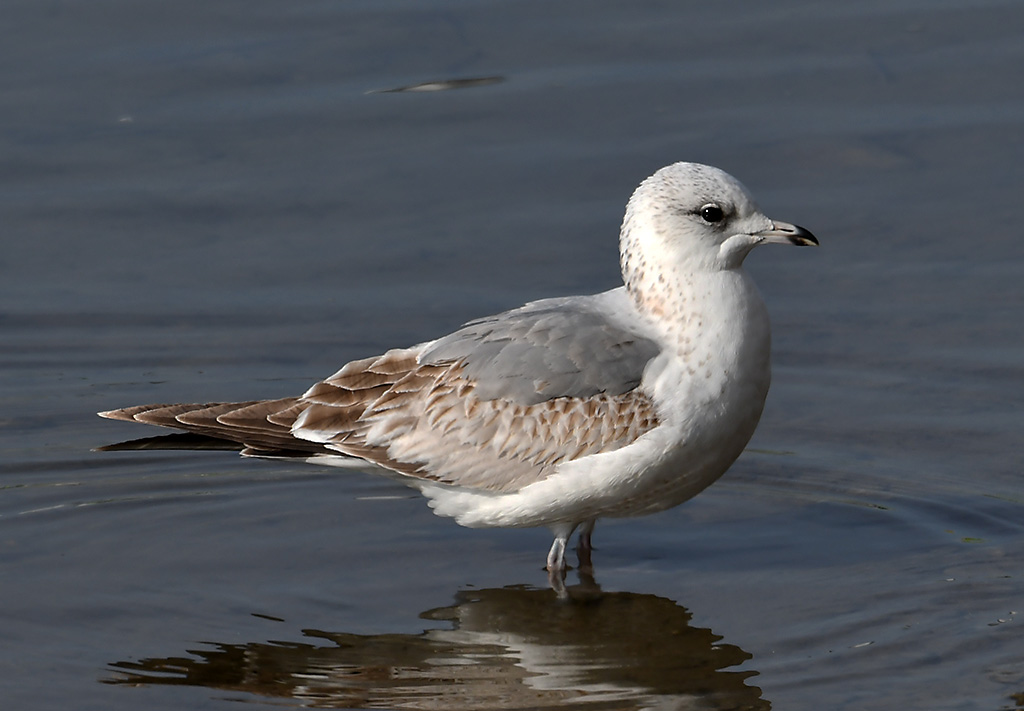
[99,294,662,488]
[99,399,325,454]
[292,348,660,493]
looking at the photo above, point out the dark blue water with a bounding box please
[2,1,1022,709]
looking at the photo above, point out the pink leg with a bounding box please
[576,520,595,572]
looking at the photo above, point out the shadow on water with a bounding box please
[104,578,769,710]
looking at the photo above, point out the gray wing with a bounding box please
[418,293,661,405]
[100,291,665,494]
[292,291,664,492]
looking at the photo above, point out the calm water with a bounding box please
[3,1,1022,709]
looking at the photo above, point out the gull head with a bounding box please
[620,162,817,277]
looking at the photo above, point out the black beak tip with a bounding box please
[791,225,819,246]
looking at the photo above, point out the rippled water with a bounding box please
[3,1,1022,710]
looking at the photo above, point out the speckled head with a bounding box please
[619,162,817,310]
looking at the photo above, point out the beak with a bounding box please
[755,220,819,246]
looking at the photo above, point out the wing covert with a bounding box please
[419,294,660,405]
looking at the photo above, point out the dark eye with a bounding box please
[700,204,724,223]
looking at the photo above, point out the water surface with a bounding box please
[2,1,1022,710]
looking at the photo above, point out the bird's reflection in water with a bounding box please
[106,577,769,710]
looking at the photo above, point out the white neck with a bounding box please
[619,213,772,410]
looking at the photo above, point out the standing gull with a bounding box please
[99,162,817,578]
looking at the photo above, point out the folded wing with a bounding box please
[101,292,664,493]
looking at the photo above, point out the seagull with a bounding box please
[99,162,817,580]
